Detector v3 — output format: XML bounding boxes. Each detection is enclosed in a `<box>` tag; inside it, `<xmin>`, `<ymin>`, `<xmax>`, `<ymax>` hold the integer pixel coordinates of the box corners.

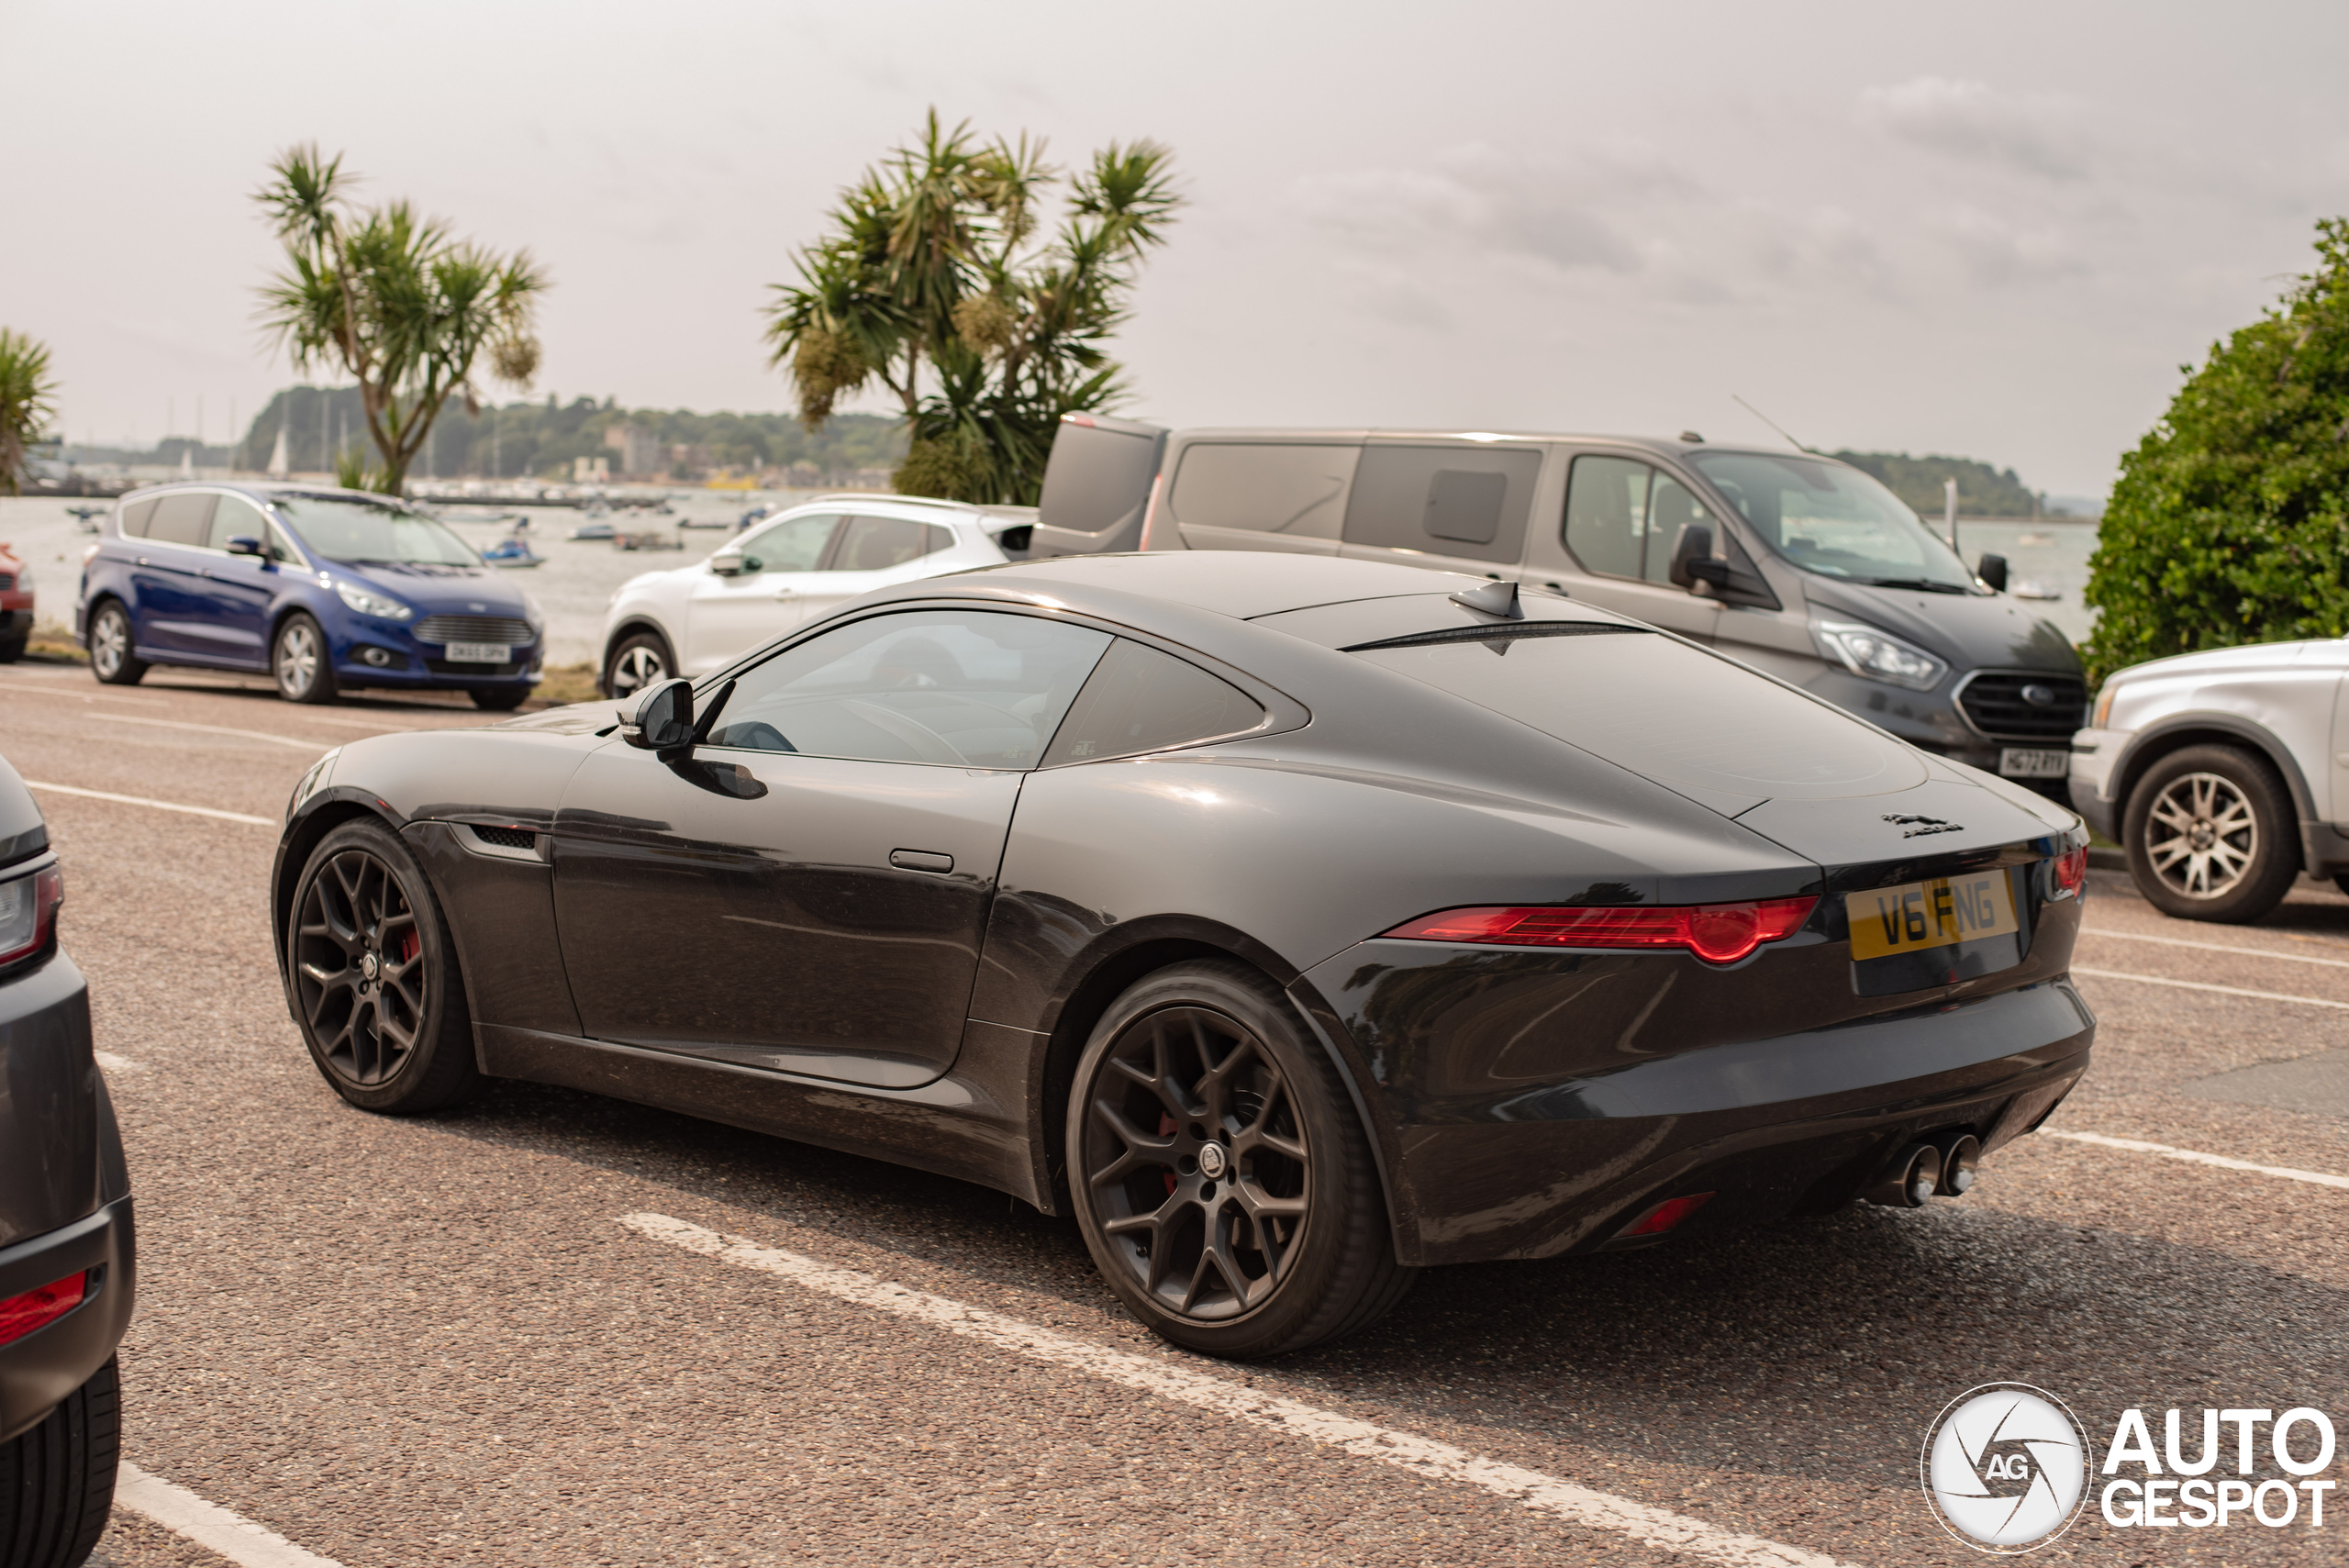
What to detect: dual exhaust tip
<box><xmin>1864</xmin><ymin>1133</ymin><xmax>1981</xmax><ymax>1207</ymax></box>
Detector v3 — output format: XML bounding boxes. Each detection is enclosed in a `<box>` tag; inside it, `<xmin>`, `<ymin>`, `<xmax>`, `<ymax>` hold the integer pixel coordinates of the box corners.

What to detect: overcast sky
<box><xmin>9</xmin><ymin>1</ymin><xmax>2346</xmax><ymax>497</ymax></box>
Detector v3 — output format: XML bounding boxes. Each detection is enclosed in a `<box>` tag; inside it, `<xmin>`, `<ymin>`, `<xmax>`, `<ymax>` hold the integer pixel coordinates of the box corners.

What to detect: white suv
<box><xmin>598</xmin><ymin>495</ymin><xmax>1030</xmax><ymax>697</ymax></box>
<box><xmin>2071</xmin><ymin>639</ymin><xmax>2349</xmax><ymax>921</ymax></box>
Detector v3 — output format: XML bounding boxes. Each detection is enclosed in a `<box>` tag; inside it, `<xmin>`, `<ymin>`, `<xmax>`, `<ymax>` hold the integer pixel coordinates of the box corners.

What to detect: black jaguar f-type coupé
<box><xmin>271</xmin><ymin>553</ymin><xmax>2091</xmax><ymax>1356</ymax></box>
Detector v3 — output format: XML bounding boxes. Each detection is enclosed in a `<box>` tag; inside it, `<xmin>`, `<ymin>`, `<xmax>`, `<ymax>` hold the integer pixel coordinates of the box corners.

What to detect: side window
<box><xmin>705</xmin><ymin>609</ymin><xmax>1112</xmax><ymax>770</ymax></box>
<box><xmin>1169</xmin><ymin>443</ymin><xmax>1358</xmax><ymax>539</ymax></box>
<box><xmin>1339</xmin><ymin>446</ymin><xmax>1541</xmax><ymax>563</ymax></box>
<box><xmin>740</xmin><ymin>513</ymin><xmax>842</xmax><ymax>573</ymax></box>
<box><xmin>144</xmin><ymin>493</ymin><xmax>217</xmax><ymax>548</ymax></box>
<box><xmin>265</xmin><ymin>519</ymin><xmax>304</xmax><ymax>563</ymax></box>
<box><xmin>1041</xmin><ymin>640</ymin><xmax>1266</xmax><ymax>766</ymax></box>
<box><xmin>829</xmin><ymin>516</ymin><xmax>943</xmax><ymax>572</ymax></box>
<box><xmin>1563</xmin><ymin>456</ymin><xmax>1651</xmax><ymax>580</ymax></box>
<box><xmin>1646</xmin><ymin>473</ymin><xmax>1710</xmax><ymax>581</ymax></box>
<box><xmin>118</xmin><ymin>498</ymin><xmax>159</xmax><ymax>538</ymax></box>
<box><xmin>206</xmin><ymin>495</ymin><xmax>271</xmax><ymax>551</ymax></box>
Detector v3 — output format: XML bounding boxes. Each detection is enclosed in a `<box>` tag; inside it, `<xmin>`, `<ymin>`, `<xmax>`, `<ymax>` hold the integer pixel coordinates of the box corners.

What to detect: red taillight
<box><xmin>1384</xmin><ymin>896</ymin><xmax>1816</xmax><ymax>965</ymax></box>
<box><xmin>0</xmin><ymin>863</ymin><xmax>63</xmax><ymax>968</ymax></box>
<box><xmin>0</xmin><ymin>1272</ymin><xmax>86</xmax><ymax>1347</ymax></box>
<box><xmin>2052</xmin><ymin>846</ymin><xmax>2087</xmax><ymax>899</ymax></box>
<box><xmin>1618</xmin><ymin>1192</ymin><xmax>1715</xmax><ymax>1239</ymax></box>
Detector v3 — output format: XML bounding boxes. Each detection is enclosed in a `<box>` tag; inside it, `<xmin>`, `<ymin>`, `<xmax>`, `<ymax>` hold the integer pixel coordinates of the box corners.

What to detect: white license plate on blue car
<box><xmin>443</xmin><ymin>642</ymin><xmax>510</xmax><ymax>665</ymax></box>
<box><xmin>1998</xmin><ymin>748</ymin><xmax>2068</xmax><ymax>779</ymax></box>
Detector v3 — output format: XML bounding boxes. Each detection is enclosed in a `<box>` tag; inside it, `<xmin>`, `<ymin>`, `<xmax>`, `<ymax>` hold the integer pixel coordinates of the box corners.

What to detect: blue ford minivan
<box><xmin>75</xmin><ymin>484</ymin><xmax>542</xmax><ymax>708</ymax></box>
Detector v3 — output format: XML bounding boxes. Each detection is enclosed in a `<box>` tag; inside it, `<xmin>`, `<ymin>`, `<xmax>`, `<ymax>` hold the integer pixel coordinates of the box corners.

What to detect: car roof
<box><xmin>120</xmin><ymin>481</ymin><xmax>417</xmax><ymax>506</ymax></box>
<box><xmin>954</xmin><ymin>552</ymin><xmax>1505</xmax><ymax>621</ymax></box>
<box><xmin>1162</xmin><ymin>429</ymin><xmax>1815</xmax><ymax>464</ymax></box>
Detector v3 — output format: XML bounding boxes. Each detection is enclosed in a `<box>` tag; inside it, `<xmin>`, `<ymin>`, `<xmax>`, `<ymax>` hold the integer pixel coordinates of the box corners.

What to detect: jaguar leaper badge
<box><xmin>1884</xmin><ymin>814</ymin><xmax>1965</xmax><ymax>839</ymax></box>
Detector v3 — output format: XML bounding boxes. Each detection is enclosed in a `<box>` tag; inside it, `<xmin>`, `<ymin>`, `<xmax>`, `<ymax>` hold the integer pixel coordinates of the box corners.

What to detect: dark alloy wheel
<box><xmin>86</xmin><ymin>601</ymin><xmax>145</xmax><ymax>686</ymax></box>
<box><xmin>273</xmin><ymin>612</ymin><xmax>340</xmax><ymax>705</ymax></box>
<box><xmin>604</xmin><ymin>631</ymin><xmax>672</xmax><ymax>700</ymax></box>
<box><xmin>289</xmin><ymin>820</ymin><xmax>478</xmax><ymax>1113</ymax></box>
<box><xmin>1068</xmin><ymin>961</ymin><xmax>1412</xmax><ymax>1358</ymax></box>
<box><xmin>470</xmin><ymin>686</ymin><xmax>529</xmax><ymax>712</ymax></box>
<box><xmin>2124</xmin><ymin>743</ymin><xmax>2299</xmax><ymax>923</ymax></box>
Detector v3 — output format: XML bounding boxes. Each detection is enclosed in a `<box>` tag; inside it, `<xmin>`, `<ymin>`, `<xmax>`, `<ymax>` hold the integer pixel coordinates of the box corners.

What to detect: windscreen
<box><xmin>1687</xmin><ymin>452</ymin><xmax>1975</xmax><ymax>592</ymax></box>
<box><xmin>1354</xmin><ymin>628</ymin><xmax>1925</xmax><ymax>800</ymax></box>
<box><xmin>272</xmin><ymin>495</ymin><xmax>482</xmax><ymax>567</ymax></box>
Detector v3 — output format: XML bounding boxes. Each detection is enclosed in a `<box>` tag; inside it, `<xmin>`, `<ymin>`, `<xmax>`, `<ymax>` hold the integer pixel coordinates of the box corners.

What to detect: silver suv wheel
<box><xmin>2143</xmin><ymin>770</ymin><xmax>2257</xmax><ymax>899</ymax></box>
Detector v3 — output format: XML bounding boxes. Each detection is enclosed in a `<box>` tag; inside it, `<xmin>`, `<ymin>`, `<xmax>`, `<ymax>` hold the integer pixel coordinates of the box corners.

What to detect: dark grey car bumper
<box><xmin>0</xmin><ymin>1196</ymin><xmax>135</xmax><ymax>1443</ymax></box>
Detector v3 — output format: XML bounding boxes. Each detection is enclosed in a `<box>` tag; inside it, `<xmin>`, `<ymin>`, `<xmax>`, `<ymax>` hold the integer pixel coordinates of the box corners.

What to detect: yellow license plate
<box><xmin>1845</xmin><ymin>873</ymin><xmax>2018</xmax><ymax>962</ymax></box>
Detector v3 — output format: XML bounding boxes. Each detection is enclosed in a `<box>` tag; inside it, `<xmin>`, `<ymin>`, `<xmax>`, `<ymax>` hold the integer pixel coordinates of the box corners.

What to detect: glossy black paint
<box><xmin>271</xmin><ymin>553</ymin><xmax>2092</xmax><ymax>1269</ymax></box>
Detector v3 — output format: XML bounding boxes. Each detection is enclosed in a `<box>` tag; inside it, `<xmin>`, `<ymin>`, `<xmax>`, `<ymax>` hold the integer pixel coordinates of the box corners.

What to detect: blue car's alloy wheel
<box><xmin>273</xmin><ymin>613</ymin><xmax>339</xmax><ymax>705</ymax></box>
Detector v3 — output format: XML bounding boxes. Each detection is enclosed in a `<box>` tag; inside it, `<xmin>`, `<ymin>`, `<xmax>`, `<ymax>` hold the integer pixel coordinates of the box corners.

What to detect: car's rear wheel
<box><xmin>2125</xmin><ymin>744</ymin><xmax>2299</xmax><ymax>922</ymax></box>
<box><xmin>0</xmin><ymin>1355</ymin><xmax>118</xmax><ymax>1568</ymax></box>
<box><xmin>0</xmin><ymin>635</ymin><xmax>24</xmax><ymax>664</ymax></box>
<box><xmin>288</xmin><ymin>820</ymin><xmax>478</xmax><ymax>1113</ymax></box>
<box><xmin>604</xmin><ymin>631</ymin><xmax>671</xmax><ymax>701</ymax></box>
<box><xmin>1067</xmin><ymin>960</ymin><xmax>1412</xmax><ymax>1359</ymax></box>
<box><xmin>86</xmin><ymin>601</ymin><xmax>145</xmax><ymax>686</ymax></box>
<box><xmin>273</xmin><ymin>613</ymin><xmax>339</xmax><ymax>705</ymax></box>
<box><xmin>470</xmin><ymin>686</ymin><xmax>529</xmax><ymax>712</ymax></box>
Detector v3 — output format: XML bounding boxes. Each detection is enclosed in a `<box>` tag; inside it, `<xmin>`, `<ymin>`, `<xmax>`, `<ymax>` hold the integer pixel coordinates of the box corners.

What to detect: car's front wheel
<box><xmin>0</xmin><ymin>1355</ymin><xmax>119</xmax><ymax>1568</ymax></box>
<box><xmin>288</xmin><ymin>819</ymin><xmax>479</xmax><ymax>1113</ymax></box>
<box><xmin>2125</xmin><ymin>744</ymin><xmax>2300</xmax><ymax>922</ymax></box>
<box><xmin>1067</xmin><ymin>960</ymin><xmax>1413</xmax><ymax>1359</ymax></box>
<box><xmin>273</xmin><ymin>613</ymin><xmax>339</xmax><ymax>705</ymax></box>
<box><xmin>604</xmin><ymin>630</ymin><xmax>672</xmax><ymax>701</ymax></box>
<box><xmin>470</xmin><ymin>686</ymin><xmax>529</xmax><ymax>712</ymax></box>
<box><xmin>86</xmin><ymin>601</ymin><xmax>145</xmax><ymax>686</ymax></box>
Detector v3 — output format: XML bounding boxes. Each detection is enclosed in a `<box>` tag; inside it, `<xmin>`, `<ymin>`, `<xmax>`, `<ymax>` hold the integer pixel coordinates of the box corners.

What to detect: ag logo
<box><xmin>1920</xmin><ymin>1384</ymin><xmax>2092</xmax><ymax>1553</ymax></box>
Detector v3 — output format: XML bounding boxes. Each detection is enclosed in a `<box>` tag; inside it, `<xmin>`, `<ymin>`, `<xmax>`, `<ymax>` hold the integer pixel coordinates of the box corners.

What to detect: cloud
<box><xmin>1858</xmin><ymin>77</ymin><xmax>2092</xmax><ymax>182</ymax></box>
<box><xmin>1929</xmin><ymin>206</ymin><xmax>2087</xmax><ymax>287</ymax></box>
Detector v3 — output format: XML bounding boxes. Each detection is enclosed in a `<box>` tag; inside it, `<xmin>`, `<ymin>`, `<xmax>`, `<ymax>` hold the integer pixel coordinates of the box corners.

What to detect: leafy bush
<box><xmin>2084</xmin><ymin>218</ymin><xmax>2349</xmax><ymax>681</ymax></box>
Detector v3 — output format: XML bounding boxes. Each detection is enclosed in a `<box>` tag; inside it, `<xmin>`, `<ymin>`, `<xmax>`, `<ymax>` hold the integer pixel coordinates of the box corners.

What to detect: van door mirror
<box><xmin>621</xmin><ymin>678</ymin><xmax>696</xmax><ymax>751</ymax></box>
<box><xmin>1975</xmin><ymin>553</ymin><xmax>2009</xmax><ymax>593</ymax></box>
<box><xmin>1668</xmin><ymin>524</ymin><xmax>1730</xmax><ymax>591</ymax></box>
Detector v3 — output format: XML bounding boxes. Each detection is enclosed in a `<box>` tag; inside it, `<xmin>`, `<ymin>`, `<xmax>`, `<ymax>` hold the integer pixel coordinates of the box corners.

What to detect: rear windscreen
<box><xmin>1353</xmin><ymin>631</ymin><xmax>1925</xmax><ymax>799</ymax></box>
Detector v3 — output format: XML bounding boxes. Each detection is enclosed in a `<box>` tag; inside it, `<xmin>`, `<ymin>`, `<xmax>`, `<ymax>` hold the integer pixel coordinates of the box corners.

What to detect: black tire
<box><xmin>0</xmin><ymin>637</ymin><xmax>25</xmax><ymax>664</ymax></box>
<box><xmin>2124</xmin><ymin>744</ymin><xmax>2299</xmax><ymax>923</ymax></box>
<box><xmin>603</xmin><ymin>630</ymin><xmax>672</xmax><ymax>701</ymax></box>
<box><xmin>273</xmin><ymin>612</ymin><xmax>340</xmax><ymax>705</ymax></box>
<box><xmin>287</xmin><ymin>819</ymin><xmax>479</xmax><ymax>1113</ymax></box>
<box><xmin>0</xmin><ymin>1356</ymin><xmax>119</xmax><ymax>1568</ymax></box>
<box><xmin>85</xmin><ymin>601</ymin><xmax>145</xmax><ymax>686</ymax></box>
<box><xmin>1067</xmin><ymin>960</ymin><xmax>1413</xmax><ymax>1359</ymax></box>
<box><xmin>469</xmin><ymin>686</ymin><xmax>529</xmax><ymax>712</ymax></box>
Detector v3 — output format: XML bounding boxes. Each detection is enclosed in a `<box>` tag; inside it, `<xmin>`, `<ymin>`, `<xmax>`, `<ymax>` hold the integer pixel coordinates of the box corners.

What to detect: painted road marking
<box><xmin>622</xmin><ymin>1212</ymin><xmax>1852</xmax><ymax>1568</ymax></box>
<box><xmin>2041</xmin><ymin>1129</ymin><xmax>2349</xmax><ymax>1192</ymax></box>
<box><xmin>2071</xmin><ymin>966</ymin><xmax>2349</xmax><ymax>1011</ymax></box>
<box><xmin>94</xmin><ymin>1050</ymin><xmax>139</xmax><ymax>1074</ymax></box>
<box><xmin>21</xmin><ymin>781</ymin><xmax>273</xmax><ymax>827</ymax></box>
<box><xmin>117</xmin><ymin>1462</ymin><xmax>345</xmax><ymax>1568</ymax></box>
<box><xmin>88</xmin><ymin>712</ymin><xmax>332</xmax><ymax>751</ymax></box>
<box><xmin>0</xmin><ymin>678</ymin><xmax>442</xmax><ymax>732</ymax></box>
<box><xmin>2081</xmin><ymin>927</ymin><xmax>2349</xmax><ymax>970</ymax></box>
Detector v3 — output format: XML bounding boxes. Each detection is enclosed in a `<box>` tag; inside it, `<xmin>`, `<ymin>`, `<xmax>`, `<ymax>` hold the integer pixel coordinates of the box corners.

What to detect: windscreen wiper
<box><xmin>1857</xmin><ymin>577</ymin><xmax>1967</xmax><ymax>594</ymax></box>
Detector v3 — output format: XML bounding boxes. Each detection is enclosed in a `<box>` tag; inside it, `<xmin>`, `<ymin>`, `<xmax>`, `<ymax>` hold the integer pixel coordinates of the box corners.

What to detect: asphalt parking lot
<box><xmin>2</xmin><ymin>658</ymin><xmax>2342</xmax><ymax>1567</ymax></box>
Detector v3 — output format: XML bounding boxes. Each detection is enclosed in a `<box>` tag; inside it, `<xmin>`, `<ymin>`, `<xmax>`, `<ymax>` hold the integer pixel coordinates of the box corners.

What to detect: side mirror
<box><xmin>1976</xmin><ymin>553</ymin><xmax>2009</xmax><ymax>593</ymax></box>
<box><xmin>621</xmin><ymin>678</ymin><xmax>696</xmax><ymax>751</ymax></box>
<box><xmin>1668</xmin><ymin>524</ymin><xmax>1731</xmax><ymax>591</ymax></box>
<box><xmin>226</xmin><ymin>535</ymin><xmax>266</xmax><ymax>558</ymax></box>
<box><xmin>708</xmin><ymin>548</ymin><xmax>745</xmax><ymax>577</ymax></box>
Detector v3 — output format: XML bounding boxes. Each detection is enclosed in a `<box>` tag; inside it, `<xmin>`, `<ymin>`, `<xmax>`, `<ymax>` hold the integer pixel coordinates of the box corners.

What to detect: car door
<box><xmin>1335</xmin><ymin>441</ymin><xmax>1543</xmax><ymax>580</ymax></box>
<box><xmin>184</xmin><ymin>493</ymin><xmax>281</xmax><ymax>668</ymax></box>
<box><xmin>789</xmin><ymin>515</ymin><xmax>958</xmax><ymax>625</ymax></box>
<box><xmin>1525</xmin><ymin>451</ymin><xmax>1723</xmax><ymax>644</ymax></box>
<box><xmin>680</xmin><ymin>511</ymin><xmax>844</xmax><ymax>673</ymax></box>
<box><xmin>551</xmin><ymin>605</ymin><xmax>1116</xmax><ymax>1087</ymax></box>
<box><xmin>127</xmin><ymin>492</ymin><xmax>218</xmax><ymax>656</ymax></box>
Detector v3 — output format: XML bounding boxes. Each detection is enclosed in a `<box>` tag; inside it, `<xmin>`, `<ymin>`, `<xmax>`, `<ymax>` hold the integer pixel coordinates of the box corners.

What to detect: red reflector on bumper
<box><xmin>2052</xmin><ymin>846</ymin><xmax>2087</xmax><ymax>897</ymax></box>
<box><xmin>1618</xmin><ymin>1192</ymin><xmax>1715</xmax><ymax>1239</ymax></box>
<box><xmin>0</xmin><ymin>1272</ymin><xmax>87</xmax><ymax>1347</ymax></box>
<box><xmin>1383</xmin><ymin>896</ymin><xmax>1816</xmax><ymax>964</ymax></box>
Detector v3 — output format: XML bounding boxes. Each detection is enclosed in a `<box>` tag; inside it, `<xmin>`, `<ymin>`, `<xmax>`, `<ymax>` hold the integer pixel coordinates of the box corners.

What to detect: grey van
<box><xmin>1030</xmin><ymin>417</ymin><xmax>2085</xmax><ymax>793</ymax></box>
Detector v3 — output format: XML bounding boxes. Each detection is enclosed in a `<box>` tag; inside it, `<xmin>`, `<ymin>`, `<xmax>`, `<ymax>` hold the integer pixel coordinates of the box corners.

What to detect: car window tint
<box><xmin>145</xmin><ymin>493</ymin><xmax>217</xmax><ymax>548</ymax></box>
<box><xmin>1169</xmin><ymin>443</ymin><xmax>1358</xmax><ymax>539</ymax></box>
<box><xmin>1564</xmin><ymin>456</ymin><xmax>1656</xmax><ymax>581</ymax></box>
<box><xmin>740</xmin><ymin>513</ymin><xmax>841</xmax><ymax>573</ymax></box>
<box><xmin>1339</xmin><ymin>445</ymin><xmax>1540</xmax><ymax>563</ymax></box>
<box><xmin>829</xmin><ymin>516</ymin><xmax>944</xmax><ymax>572</ymax></box>
<box><xmin>1353</xmin><ymin>630</ymin><xmax>1924</xmax><ymax>800</ymax></box>
<box><xmin>1041</xmin><ymin>640</ymin><xmax>1266</xmax><ymax>766</ymax></box>
<box><xmin>705</xmin><ymin>609</ymin><xmax>1112</xmax><ymax>770</ymax></box>
<box><xmin>206</xmin><ymin>495</ymin><xmax>271</xmax><ymax>551</ymax></box>
<box><xmin>118</xmin><ymin>498</ymin><xmax>158</xmax><ymax>538</ymax></box>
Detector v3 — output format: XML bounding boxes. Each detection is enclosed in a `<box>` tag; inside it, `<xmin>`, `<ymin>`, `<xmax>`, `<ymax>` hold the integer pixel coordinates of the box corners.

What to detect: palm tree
<box><xmin>255</xmin><ymin>145</ymin><xmax>548</xmax><ymax>494</ymax></box>
<box><xmin>763</xmin><ymin>112</ymin><xmax>1179</xmax><ymax>505</ymax></box>
<box><xmin>0</xmin><ymin>329</ymin><xmax>59</xmax><ymax>498</ymax></box>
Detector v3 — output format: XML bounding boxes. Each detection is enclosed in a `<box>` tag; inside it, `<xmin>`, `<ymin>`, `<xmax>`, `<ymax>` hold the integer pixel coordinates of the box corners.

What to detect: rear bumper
<box><xmin>0</xmin><ymin>1196</ymin><xmax>135</xmax><ymax>1444</ymax></box>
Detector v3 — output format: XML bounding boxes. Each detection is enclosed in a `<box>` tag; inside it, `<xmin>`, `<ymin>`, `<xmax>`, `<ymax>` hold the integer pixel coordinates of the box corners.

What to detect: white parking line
<box><xmin>117</xmin><ymin>1462</ymin><xmax>346</xmax><ymax>1568</ymax></box>
<box><xmin>622</xmin><ymin>1213</ymin><xmax>1851</xmax><ymax>1568</ymax></box>
<box><xmin>90</xmin><ymin>713</ymin><xmax>331</xmax><ymax>752</ymax></box>
<box><xmin>2041</xmin><ymin>1129</ymin><xmax>2349</xmax><ymax>1192</ymax></box>
<box><xmin>2070</xmin><ymin>966</ymin><xmax>2349</xmax><ymax>1011</ymax></box>
<box><xmin>21</xmin><ymin>781</ymin><xmax>273</xmax><ymax>827</ymax></box>
<box><xmin>2081</xmin><ymin>927</ymin><xmax>2349</xmax><ymax>970</ymax></box>
<box><xmin>0</xmin><ymin>678</ymin><xmax>435</xmax><ymax>733</ymax></box>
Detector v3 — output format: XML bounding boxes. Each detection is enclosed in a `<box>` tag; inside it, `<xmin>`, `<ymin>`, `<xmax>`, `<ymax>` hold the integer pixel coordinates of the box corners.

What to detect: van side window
<box><xmin>1564</xmin><ymin>457</ymin><xmax>1710</xmax><ymax>584</ymax></box>
<box><xmin>1340</xmin><ymin>446</ymin><xmax>1540</xmax><ymax>563</ymax></box>
<box><xmin>1042</xmin><ymin>639</ymin><xmax>1265</xmax><ymax>766</ymax></box>
<box><xmin>144</xmin><ymin>494</ymin><xmax>217</xmax><ymax>548</ymax></box>
<box><xmin>1170</xmin><ymin>443</ymin><xmax>1357</xmax><ymax>539</ymax></box>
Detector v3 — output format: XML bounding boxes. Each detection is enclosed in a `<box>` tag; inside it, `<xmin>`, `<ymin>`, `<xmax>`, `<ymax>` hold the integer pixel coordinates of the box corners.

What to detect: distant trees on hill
<box><xmin>1830</xmin><ymin>450</ymin><xmax>2043</xmax><ymax>517</ymax></box>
